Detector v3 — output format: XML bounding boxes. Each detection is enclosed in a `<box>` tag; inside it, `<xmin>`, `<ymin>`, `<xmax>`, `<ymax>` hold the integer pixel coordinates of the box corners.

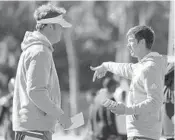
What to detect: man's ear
<box><xmin>140</xmin><ymin>39</ymin><xmax>145</xmax><ymax>45</ymax></box>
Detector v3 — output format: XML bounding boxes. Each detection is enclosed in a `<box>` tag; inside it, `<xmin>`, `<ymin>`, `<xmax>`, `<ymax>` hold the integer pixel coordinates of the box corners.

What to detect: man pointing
<box><xmin>91</xmin><ymin>25</ymin><xmax>167</xmax><ymax>140</ymax></box>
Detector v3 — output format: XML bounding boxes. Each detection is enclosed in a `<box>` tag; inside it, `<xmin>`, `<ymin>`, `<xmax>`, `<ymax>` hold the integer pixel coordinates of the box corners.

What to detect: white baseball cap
<box><xmin>37</xmin><ymin>15</ymin><xmax>72</xmax><ymax>28</ymax></box>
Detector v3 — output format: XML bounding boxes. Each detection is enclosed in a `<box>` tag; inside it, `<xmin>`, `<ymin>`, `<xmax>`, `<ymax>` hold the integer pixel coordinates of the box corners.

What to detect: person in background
<box><xmin>162</xmin><ymin>63</ymin><xmax>174</xmax><ymax>140</ymax></box>
<box><xmin>84</xmin><ymin>89</ymin><xmax>97</xmax><ymax>140</ymax></box>
<box><xmin>85</xmin><ymin>77</ymin><xmax>120</xmax><ymax>140</ymax></box>
<box><xmin>0</xmin><ymin>77</ymin><xmax>15</xmax><ymax>140</ymax></box>
<box><xmin>12</xmin><ymin>3</ymin><xmax>72</xmax><ymax>140</ymax></box>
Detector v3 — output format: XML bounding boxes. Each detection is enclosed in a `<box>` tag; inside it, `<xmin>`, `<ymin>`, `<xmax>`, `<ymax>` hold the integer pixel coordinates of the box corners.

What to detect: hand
<box><xmin>59</xmin><ymin>114</ymin><xmax>72</xmax><ymax>129</ymax></box>
<box><xmin>90</xmin><ymin>64</ymin><xmax>107</xmax><ymax>82</ymax></box>
<box><xmin>109</xmin><ymin>103</ymin><xmax>126</xmax><ymax>115</ymax></box>
<box><xmin>102</xmin><ymin>98</ymin><xmax>117</xmax><ymax>107</ymax></box>
<box><xmin>102</xmin><ymin>99</ymin><xmax>126</xmax><ymax>115</ymax></box>
<box><xmin>0</xmin><ymin>97</ymin><xmax>8</xmax><ymax>107</ymax></box>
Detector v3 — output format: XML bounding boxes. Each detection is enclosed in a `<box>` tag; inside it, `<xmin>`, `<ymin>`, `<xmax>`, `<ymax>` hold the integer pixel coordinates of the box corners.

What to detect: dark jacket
<box><xmin>162</xmin><ymin>63</ymin><xmax>174</xmax><ymax>137</ymax></box>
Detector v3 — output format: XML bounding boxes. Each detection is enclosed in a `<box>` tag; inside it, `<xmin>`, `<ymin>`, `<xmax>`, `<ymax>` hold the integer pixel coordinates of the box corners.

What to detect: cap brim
<box><xmin>36</xmin><ymin>15</ymin><xmax>72</xmax><ymax>28</ymax></box>
<box><xmin>58</xmin><ymin>18</ymin><xmax>72</xmax><ymax>28</ymax></box>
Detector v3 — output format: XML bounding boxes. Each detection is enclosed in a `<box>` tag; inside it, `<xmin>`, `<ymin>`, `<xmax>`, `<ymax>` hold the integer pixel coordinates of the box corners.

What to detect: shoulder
<box><xmin>30</xmin><ymin>45</ymin><xmax>51</xmax><ymax>57</ymax></box>
<box><xmin>144</xmin><ymin>62</ymin><xmax>156</xmax><ymax>70</ymax></box>
<box><xmin>23</xmin><ymin>45</ymin><xmax>52</xmax><ymax>69</ymax></box>
<box><xmin>142</xmin><ymin>58</ymin><xmax>165</xmax><ymax>79</ymax></box>
<box><xmin>142</xmin><ymin>64</ymin><xmax>156</xmax><ymax>78</ymax></box>
<box><xmin>25</xmin><ymin>45</ymin><xmax>52</xmax><ymax>62</ymax></box>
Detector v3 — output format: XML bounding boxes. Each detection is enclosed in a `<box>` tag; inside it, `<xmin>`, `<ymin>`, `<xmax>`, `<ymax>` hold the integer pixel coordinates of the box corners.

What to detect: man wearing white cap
<box><xmin>13</xmin><ymin>3</ymin><xmax>72</xmax><ymax>140</ymax></box>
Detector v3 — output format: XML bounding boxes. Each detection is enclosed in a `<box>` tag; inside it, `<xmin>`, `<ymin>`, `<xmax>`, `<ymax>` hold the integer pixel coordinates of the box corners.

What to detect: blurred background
<box><xmin>0</xmin><ymin>0</ymin><xmax>174</xmax><ymax>140</ymax></box>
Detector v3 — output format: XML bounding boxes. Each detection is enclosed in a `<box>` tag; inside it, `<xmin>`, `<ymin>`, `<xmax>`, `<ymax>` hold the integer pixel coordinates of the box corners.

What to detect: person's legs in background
<box><xmin>4</xmin><ymin>121</ymin><xmax>15</xmax><ymax>140</ymax></box>
<box><xmin>14</xmin><ymin>131</ymin><xmax>52</xmax><ymax>140</ymax></box>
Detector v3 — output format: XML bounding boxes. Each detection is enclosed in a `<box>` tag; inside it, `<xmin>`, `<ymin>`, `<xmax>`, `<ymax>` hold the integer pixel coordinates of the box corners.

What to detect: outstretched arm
<box><xmin>90</xmin><ymin>62</ymin><xmax>136</xmax><ymax>82</ymax></box>
<box><xmin>103</xmin><ymin>62</ymin><xmax>135</xmax><ymax>80</ymax></box>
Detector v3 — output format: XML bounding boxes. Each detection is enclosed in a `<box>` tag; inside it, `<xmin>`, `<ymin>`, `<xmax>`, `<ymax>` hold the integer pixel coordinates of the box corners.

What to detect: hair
<box><xmin>33</xmin><ymin>3</ymin><xmax>66</xmax><ymax>31</ymax></box>
<box><xmin>126</xmin><ymin>25</ymin><xmax>155</xmax><ymax>50</ymax></box>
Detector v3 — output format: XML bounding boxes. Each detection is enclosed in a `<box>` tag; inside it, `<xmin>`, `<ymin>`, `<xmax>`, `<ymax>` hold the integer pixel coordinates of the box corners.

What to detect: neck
<box><xmin>138</xmin><ymin>49</ymin><xmax>151</xmax><ymax>61</ymax></box>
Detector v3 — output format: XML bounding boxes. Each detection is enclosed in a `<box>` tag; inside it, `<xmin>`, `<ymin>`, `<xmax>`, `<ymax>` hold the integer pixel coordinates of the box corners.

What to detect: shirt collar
<box><xmin>140</xmin><ymin>52</ymin><xmax>160</xmax><ymax>63</ymax></box>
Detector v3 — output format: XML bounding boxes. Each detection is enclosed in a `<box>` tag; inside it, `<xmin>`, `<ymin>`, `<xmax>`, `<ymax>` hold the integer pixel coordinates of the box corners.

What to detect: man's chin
<box><xmin>55</xmin><ymin>39</ymin><xmax>61</xmax><ymax>44</ymax></box>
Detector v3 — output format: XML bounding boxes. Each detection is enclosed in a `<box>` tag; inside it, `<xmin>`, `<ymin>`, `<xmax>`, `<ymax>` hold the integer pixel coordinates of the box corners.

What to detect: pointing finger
<box><xmin>93</xmin><ymin>71</ymin><xmax>97</xmax><ymax>82</ymax></box>
<box><xmin>90</xmin><ymin>66</ymin><xmax>97</xmax><ymax>71</ymax></box>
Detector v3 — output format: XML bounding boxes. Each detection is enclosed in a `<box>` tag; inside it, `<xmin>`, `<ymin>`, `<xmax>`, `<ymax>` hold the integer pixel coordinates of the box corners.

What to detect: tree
<box><xmin>60</xmin><ymin>1</ymin><xmax>84</xmax><ymax>115</ymax></box>
<box><xmin>168</xmin><ymin>0</ymin><xmax>174</xmax><ymax>56</ymax></box>
<box><xmin>64</xmin><ymin>26</ymin><xmax>79</xmax><ymax>115</ymax></box>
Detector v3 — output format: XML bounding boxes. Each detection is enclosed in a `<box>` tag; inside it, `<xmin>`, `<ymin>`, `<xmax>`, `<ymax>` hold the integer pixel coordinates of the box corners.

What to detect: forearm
<box><xmin>103</xmin><ymin>62</ymin><xmax>133</xmax><ymax>79</ymax></box>
<box><xmin>125</xmin><ymin>98</ymin><xmax>162</xmax><ymax>115</ymax></box>
<box><xmin>29</xmin><ymin>89</ymin><xmax>64</xmax><ymax>119</ymax></box>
